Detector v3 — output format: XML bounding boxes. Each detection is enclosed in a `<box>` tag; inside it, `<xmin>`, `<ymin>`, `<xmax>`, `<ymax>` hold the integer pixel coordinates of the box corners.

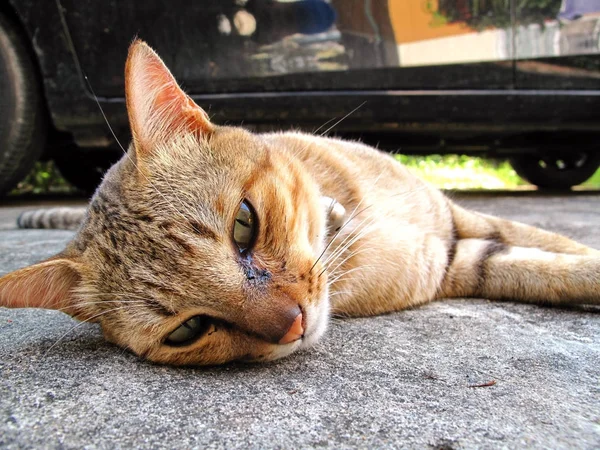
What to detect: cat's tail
<box><xmin>17</xmin><ymin>207</ymin><xmax>87</xmax><ymax>230</ymax></box>
<box><xmin>449</xmin><ymin>202</ymin><xmax>598</xmax><ymax>256</ymax></box>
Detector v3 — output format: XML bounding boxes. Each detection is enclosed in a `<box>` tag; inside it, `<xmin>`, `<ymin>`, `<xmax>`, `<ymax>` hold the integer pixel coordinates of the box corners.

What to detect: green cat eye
<box><xmin>233</xmin><ymin>200</ymin><xmax>257</xmax><ymax>252</ymax></box>
<box><xmin>165</xmin><ymin>316</ymin><xmax>209</xmax><ymax>347</ymax></box>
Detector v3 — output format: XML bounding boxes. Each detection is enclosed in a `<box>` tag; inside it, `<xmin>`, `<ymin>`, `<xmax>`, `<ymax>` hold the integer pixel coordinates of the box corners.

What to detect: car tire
<box><xmin>0</xmin><ymin>13</ymin><xmax>46</xmax><ymax>197</ymax></box>
<box><xmin>54</xmin><ymin>149</ymin><xmax>120</xmax><ymax>195</ymax></box>
<box><xmin>509</xmin><ymin>151</ymin><xmax>600</xmax><ymax>190</ymax></box>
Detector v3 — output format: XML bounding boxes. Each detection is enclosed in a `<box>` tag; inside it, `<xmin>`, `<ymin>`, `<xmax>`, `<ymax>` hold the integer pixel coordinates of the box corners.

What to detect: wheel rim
<box><xmin>536</xmin><ymin>153</ymin><xmax>589</xmax><ymax>173</ymax></box>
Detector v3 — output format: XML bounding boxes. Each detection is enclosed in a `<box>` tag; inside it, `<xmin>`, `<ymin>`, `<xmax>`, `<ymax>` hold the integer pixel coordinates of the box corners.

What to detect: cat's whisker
<box><xmin>320</xmin><ymin>187</ymin><xmax>431</xmax><ymax>277</ymax></box>
<box><xmin>75</xmin><ymin>294</ymin><xmax>161</xmax><ymax>306</ymax></box>
<box><xmin>328</xmin><ymin>287</ymin><xmax>354</xmax><ymax>294</ymax></box>
<box><xmin>312</xmin><ymin>116</ymin><xmax>338</xmax><ymax>135</ymax></box>
<box><xmin>279</xmin><ymin>103</ymin><xmax>370</xmax><ymax>197</ymax></box>
<box><xmin>76</xmin><ymin>290</ymin><xmax>168</xmax><ymax>302</ymax></box>
<box><xmin>310</xmin><ymin>201</ymin><xmax>375</xmax><ymax>273</ymax></box>
<box><xmin>328</xmin><ymin>290</ymin><xmax>353</xmax><ymax>298</ymax></box>
<box><xmin>323</xmin><ymin>184</ymin><xmax>431</xmax><ymax>270</ymax></box>
<box><xmin>84</xmin><ymin>74</ymin><xmax>195</xmax><ymax>229</ymax></box>
<box><xmin>324</xmin><ymin>247</ymin><xmax>371</xmax><ymax>281</ymax></box>
<box><xmin>311</xmin><ymin>171</ymin><xmax>389</xmax><ymax>272</ymax></box>
<box><xmin>318</xmin><ymin>102</ymin><xmax>367</xmax><ymax>137</ymax></box>
<box><xmin>54</xmin><ymin>299</ymin><xmax>148</xmax><ymax>313</ymax></box>
<box><xmin>322</xmin><ymin>187</ymin><xmax>434</xmax><ymax>290</ymax></box>
<box><xmin>321</xmin><ymin>237</ymin><xmax>370</xmax><ymax>280</ymax></box>
<box><xmin>322</xmin><ymin>207</ymin><xmax>378</xmax><ymax>261</ymax></box>
<box><xmin>319</xmin><ymin>213</ymin><xmax>380</xmax><ymax>274</ymax></box>
<box><xmin>317</xmin><ymin>185</ymin><xmax>429</xmax><ymax>296</ymax></box>
<box><xmin>62</xmin><ymin>289</ymin><xmax>170</xmax><ymax>323</ymax></box>
<box><xmin>82</xmin><ymin>74</ymin><xmax>128</xmax><ymax>155</ymax></box>
<box><xmin>328</xmin><ymin>257</ymin><xmax>377</xmax><ymax>281</ymax></box>
<box><xmin>319</xmin><ymin>167</ymin><xmax>383</xmax><ymax>265</ymax></box>
<box><xmin>43</xmin><ymin>306</ymin><xmax>135</xmax><ymax>356</ymax></box>
<box><xmin>280</xmin><ymin>111</ymin><xmax>355</xmax><ymax>172</ymax></box>
<box><xmin>327</xmin><ymin>266</ymin><xmax>377</xmax><ymax>287</ymax></box>
<box><xmin>279</xmin><ymin>102</ymin><xmax>366</xmax><ymax>174</ymax></box>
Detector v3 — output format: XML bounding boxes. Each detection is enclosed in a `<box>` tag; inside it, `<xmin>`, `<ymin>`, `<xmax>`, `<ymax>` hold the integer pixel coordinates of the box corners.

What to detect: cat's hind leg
<box><xmin>438</xmin><ymin>238</ymin><xmax>600</xmax><ymax>305</ymax></box>
<box><xmin>450</xmin><ymin>203</ymin><xmax>599</xmax><ymax>256</ymax></box>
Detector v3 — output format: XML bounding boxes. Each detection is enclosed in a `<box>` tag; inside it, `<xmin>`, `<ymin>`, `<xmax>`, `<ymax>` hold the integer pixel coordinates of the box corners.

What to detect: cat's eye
<box><xmin>165</xmin><ymin>316</ymin><xmax>210</xmax><ymax>347</ymax></box>
<box><xmin>233</xmin><ymin>200</ymin><xmax>257</xmax><ymax>252</ymax></box>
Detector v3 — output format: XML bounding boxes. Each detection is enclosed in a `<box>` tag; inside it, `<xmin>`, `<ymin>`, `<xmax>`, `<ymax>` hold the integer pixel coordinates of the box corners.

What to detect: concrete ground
<box><xmin>0</xmin><ymin>193</ymin><xmax>599</xmax><ymax>449</ymax></box>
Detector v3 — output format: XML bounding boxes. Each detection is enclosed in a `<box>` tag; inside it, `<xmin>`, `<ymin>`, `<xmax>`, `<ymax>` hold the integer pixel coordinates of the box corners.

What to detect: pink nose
<box><xmin>278</xmin><ymin>313</ymin><xmax>304</xmax><ymax>344</ymax></box>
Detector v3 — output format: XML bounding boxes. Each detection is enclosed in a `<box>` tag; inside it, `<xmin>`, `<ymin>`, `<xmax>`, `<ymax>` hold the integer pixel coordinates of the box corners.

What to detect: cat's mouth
<box><xmin>299</xmin><ymin>307</ymin><xmax>308</xmax><ymax>341</ymax></box>
<box><xmin>296</xmin><ymin>294</ymin><xmax>330</xmax><ymax>350</ymax></box>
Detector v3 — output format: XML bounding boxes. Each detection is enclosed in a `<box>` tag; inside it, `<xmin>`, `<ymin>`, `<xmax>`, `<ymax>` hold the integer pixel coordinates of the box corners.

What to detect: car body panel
<box><xmin>5</xmin><ymin>0</ymin><xmax>600</xmax><ymax>153</ymax></box>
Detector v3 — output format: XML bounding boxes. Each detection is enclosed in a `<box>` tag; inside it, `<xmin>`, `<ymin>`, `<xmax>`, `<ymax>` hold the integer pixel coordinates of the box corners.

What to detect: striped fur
<box><xmin>1</xmin><ymin>40</ymin><xmax>598</xmax><ymax>367</ymax></box>
<box><xmin>17</xmin><ymin>207</ymin><xmax>87</xmax><ymax>230</ymax></box>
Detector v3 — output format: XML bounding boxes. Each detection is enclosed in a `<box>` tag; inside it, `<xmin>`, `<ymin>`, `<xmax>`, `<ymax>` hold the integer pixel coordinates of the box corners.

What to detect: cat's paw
<box><xmin>321</xmin><ymin>196</ymin><xmax>346</xmax><ymax>233</ymax></box>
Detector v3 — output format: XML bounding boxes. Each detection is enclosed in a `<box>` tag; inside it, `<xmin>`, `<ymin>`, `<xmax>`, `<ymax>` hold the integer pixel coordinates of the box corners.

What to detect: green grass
<box><xmin>10</xmin><ymin>161</ymin><xmax>74</xmax><ymax>196</ymax></box>
<box><xmin>396</xmin><ymin>154</ymin><xmax>600</xmax><ymax>190</ymax></box>
<box><xmin>396</xmin><ymin>155</ymin><xmax>526</xmax><ymax>190</ymax></box>
<box><xmin>582</xmin><ymin>166</ymin><xmax>600</xmax><ymax>189</ymax></box>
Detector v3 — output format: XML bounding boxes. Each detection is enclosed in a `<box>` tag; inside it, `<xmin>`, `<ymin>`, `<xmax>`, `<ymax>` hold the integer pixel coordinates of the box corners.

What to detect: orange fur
<box><xmin>1</xmin><ymin>40</ymin><xmax>598</xmax><ymax>366</ymax></box>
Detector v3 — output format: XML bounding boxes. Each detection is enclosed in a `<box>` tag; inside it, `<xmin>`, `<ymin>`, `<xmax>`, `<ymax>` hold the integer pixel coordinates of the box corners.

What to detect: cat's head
<box><xmin>0</xmin><ymin>40</ymin><xmax>341</xmax><ymax>365</ymax></box>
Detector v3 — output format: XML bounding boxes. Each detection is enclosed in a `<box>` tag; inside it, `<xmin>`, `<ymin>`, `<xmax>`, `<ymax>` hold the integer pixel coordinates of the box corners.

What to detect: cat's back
<box><xmin>262</xmin><ymin>131</ymin><xmax>440</xmax><ymax>214</ymax></box>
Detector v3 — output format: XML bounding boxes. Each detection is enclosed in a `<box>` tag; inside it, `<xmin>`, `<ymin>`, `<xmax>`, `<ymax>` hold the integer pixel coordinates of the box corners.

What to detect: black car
<box><xmin>1</xmin><ymin>0</ymin><xmax>600</xmax><ymax>195</ymax></box>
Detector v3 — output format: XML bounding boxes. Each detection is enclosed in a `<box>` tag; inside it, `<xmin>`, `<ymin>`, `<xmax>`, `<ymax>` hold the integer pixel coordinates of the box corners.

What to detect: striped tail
<box><xmin>17</xmin><ymin>207</ymin><xmax>87</xmax><ymax>230</ymax></box>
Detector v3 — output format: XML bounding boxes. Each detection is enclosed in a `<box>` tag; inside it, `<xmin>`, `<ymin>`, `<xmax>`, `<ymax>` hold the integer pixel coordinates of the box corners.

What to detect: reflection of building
<box><xmin>385</xmin><ymin>0</ymin><xmax>600</xmax><ymax>67</ymax></box>
<box><xmin>388</xmin><ymin>0</ymin><xmax>510</xmax><ymax>67</ymax></box>
<box><xmin>388</xmin><ymin>0</ymin><xmax>472</xmax><ymax>43</ymax></box>
<box><xmin>331</xmin><ymin>0</ymin><xmax>399</xmax><ymax>67</ymax></box>
<box><xmin>248</xmin><ymin>0</ymin><xmax>600</xmax><ymax>75</ymax></box>
<box><xmin>330</xmin><ymin>0</ymin><xmax>483</xmax><ymax>68</ymax></box>
<box><xmin>558</xmin><ymin>17</ymin><xmax>600</xmax><ymax>53</ymax></box>
<box><xmin>437</xmin><ymin>0</ymin><xmax>559</xmax><ymax>29</ymax></box>
<box><xmin>517</xmin><ymin>18</ymin><xmax>600</xmax><ymax>58</ymax></box>
<box><xmin>559</xmin><ymin>0</ymin><xmax>600</xmax><ymax>21</ymax></box>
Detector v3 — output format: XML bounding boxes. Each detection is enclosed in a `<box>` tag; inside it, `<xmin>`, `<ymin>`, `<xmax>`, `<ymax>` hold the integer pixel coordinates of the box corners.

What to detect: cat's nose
<box><xmin>278</xmin><ymin>312</ymin><xmax>304</xmax><ymax>345</ymax></box>
<box><xmin>236</xmin><ymin>297</ymin><xmax>303</xmax><ymax>343</ymax></box>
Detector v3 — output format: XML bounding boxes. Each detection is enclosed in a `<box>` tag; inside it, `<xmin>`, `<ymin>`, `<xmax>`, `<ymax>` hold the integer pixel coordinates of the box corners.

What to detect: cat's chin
<box><xmin>299</xmin><ymin>294</ymin><xmax>330</xmax><ymax>350</ymax></box>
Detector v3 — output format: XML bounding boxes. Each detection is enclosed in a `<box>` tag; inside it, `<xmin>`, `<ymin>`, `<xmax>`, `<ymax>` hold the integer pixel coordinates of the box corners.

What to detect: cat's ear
<box><xmin>0</xmin><ymin>258</ymin><xmax>84</xmax><ymax>317</ymax></box>
<box><xmin>125</xmin><ymin>39</ymin><xmax>214</xmax><ymax>154</ymax></box>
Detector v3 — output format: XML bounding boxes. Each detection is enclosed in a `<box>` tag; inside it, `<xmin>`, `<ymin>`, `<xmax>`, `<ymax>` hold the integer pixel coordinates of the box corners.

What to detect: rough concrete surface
<box><xmin>0</xmin><ymin>194</ymin><xmax>599</xmax><ymax>449</ymax></box>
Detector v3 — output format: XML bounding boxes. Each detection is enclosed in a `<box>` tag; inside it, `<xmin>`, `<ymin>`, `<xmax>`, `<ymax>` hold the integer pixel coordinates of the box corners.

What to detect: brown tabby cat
<box><xmin>1</xmin><ymin>40</ymin><xmax>598</xmax><ymax>366</ymax></box>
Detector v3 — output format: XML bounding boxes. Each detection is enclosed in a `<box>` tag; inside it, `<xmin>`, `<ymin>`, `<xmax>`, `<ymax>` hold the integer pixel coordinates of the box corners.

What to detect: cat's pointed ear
<box><xmin>0</xmin><ymin>258</ymin><xmax>83</xmax><ymax>316</ymax></box>
<box><xmin>125</xmin><ymin>39</ymin><xmax>214</xmax><ymax>154</ymax></box>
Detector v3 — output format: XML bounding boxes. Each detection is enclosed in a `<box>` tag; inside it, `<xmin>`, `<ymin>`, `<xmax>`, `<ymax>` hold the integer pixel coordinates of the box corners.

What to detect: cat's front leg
<box><xmin>321</xmin><ymin>196</ymin><xmax>345</xmax><ymax>234</ymax></box>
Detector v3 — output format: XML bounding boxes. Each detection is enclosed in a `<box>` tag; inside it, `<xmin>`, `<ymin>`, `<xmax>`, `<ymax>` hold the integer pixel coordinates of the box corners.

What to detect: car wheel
<box><xmin>0</xmin><ymin>13</ymin><xmax>46</xmax><ymax>196</ymax></box>
<box><xmin>54</xmin><ymin>149</ymin><xmax>120</xmax><ymax>195</ymax></box>
<box><xmin>509</xmin><ymin>151</ymin><xmax>600</xmax><ymax>190</ymax></box>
